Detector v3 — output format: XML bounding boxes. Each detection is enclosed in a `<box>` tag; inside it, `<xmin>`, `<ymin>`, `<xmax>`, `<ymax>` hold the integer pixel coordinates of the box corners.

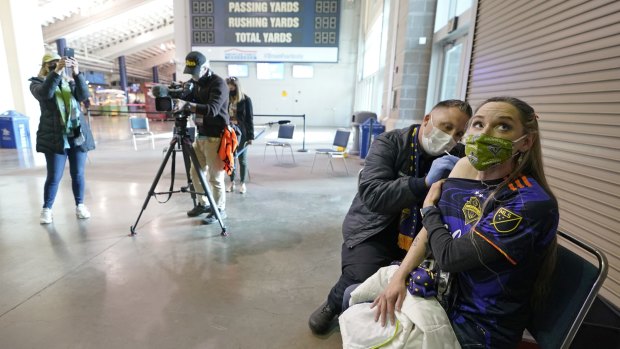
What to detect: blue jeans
<box><xmin>43</xmin><ymin>143</ymin><xmax>88</xmax><ymax>208</ymax></box>
<box><xmin>230</xmin><ymin>139</ymin><xmax>249</xmax><ymax>183</ymax></box>
<box><xmin>342</xmin><ymin>283</ymin><xmax>360</xmax><ymax>311</ymax></box>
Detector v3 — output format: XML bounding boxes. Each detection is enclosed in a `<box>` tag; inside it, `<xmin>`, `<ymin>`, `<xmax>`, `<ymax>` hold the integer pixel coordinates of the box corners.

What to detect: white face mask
<box><xmin>421</xmin><ymin>115</ymin><xmax>457</xmax><ymax>156</ymax></box>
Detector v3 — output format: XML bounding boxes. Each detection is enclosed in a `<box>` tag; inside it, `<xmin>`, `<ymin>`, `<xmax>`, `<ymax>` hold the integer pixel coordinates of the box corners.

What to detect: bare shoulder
<box><xmin>449</xmin><ymin>157</ymin><xmax>477</xmax><ymax>179</ymax></box>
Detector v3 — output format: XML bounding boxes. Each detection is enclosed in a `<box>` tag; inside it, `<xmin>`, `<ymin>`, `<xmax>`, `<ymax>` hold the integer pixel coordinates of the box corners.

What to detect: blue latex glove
<box><xmin>425</xmin><ymin>154</ymin><xmax>459</xmax><ymax>186</ymax></box>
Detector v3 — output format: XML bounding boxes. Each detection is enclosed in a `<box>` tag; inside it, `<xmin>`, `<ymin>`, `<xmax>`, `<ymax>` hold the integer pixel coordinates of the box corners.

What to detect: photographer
<box><xmin>29</xmin><ymin>51</ymin><xmax>95</xmax><ymax>224</ymax></box>
<box><xmin>174</xmin><ymin>51</ymin><xmax>230</xmax><ymax>224</ymax></box>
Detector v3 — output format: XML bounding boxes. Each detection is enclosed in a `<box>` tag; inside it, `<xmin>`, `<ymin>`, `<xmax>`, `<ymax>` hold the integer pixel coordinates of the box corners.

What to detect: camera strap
<box><xmin>153</xmin><ymin>148</ymin><xmax>176</xmax><ymax>204</ymax></box>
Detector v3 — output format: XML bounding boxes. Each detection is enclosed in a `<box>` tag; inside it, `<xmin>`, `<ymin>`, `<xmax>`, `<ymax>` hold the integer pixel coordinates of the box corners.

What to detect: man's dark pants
<box><xmin>326</xmin><ymin>229</ymin><xmax>406</xmax><ymax>313</ymax></box>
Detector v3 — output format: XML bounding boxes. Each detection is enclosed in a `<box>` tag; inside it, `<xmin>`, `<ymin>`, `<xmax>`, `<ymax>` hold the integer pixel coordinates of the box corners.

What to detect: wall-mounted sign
<box><xmin>189</xmin><ymin>0</ymin><xmax>340</xmax><ymax>62</ymax></box>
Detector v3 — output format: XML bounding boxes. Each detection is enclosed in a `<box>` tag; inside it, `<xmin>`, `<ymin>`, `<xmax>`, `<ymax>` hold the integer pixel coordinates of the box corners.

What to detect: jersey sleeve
<box><xmin>474</xmin><ymin>179</ymin><xmax>558</xmax><ymax>265</ymax></box>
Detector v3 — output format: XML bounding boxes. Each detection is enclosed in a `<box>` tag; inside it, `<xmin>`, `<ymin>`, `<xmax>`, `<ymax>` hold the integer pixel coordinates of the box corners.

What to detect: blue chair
<box><xmin>129</xmin><ymin>117</ymin><xmax>154</xmax><ymax>150</ymax></box>
<box><xmin>264</xmin><ymin>124</ymin><xmax>295</xmax><ymax>163</ymax></box>
<box><xmin>527</xmin><ymin>230</ymin><xmax>608</xmax><ymax>349</ymax></box>
<box><xmin>311</xmin><ymin>129</ymin><xmax>351</xmax><ymax>174</ymax></box>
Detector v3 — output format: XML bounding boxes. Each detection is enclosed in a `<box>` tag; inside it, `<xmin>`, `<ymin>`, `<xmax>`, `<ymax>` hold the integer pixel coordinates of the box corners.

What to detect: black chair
<box><xmin>129</xmin><ymin>117</ymin><xmax>155</xmax><ymax>150</ymax></box>
<box><xmin>527</xmin><ymin>230</ymin><xmax>608</xmax><ymax>349</ymax></box>
<box><xmin>264</xmin><ymin>124</ymin><xmax>295</xmax><ymax>163</ymax></box>
<box><xmin>311</xmin><ymin>129</ymin><xmax>352</xmax><ymax>174</ymax></box>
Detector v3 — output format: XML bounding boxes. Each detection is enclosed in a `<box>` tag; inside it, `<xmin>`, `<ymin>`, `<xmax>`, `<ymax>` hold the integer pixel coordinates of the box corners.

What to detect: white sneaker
<box><xmin>76</xmin><ymin>204</ymin><xmax>91</xmax><ymax>219</ymax></box>
<box><xmin>239</xmin><ymin>183</ymin><xmax>247</xmax><ymax>194</ymax></box>
<box><xmin>226</xmin><ymin>182</ymin><xmax>236</xmax><ymax>192</ymax></box>
<box><xmin>40</xmin><ymin>208</ymin><xmax>53</xmax><ymax>224</ymax></box>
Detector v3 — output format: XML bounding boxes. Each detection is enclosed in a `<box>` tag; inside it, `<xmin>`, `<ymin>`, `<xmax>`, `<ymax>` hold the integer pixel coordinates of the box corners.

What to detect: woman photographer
<box><xmin>226</xmin><ymin>76</ymin><xmax>254</xmax><ymax>194</ymax></box>
<box><xmin>29</xmin><ymin>52</ymin><xmax>95</xmax><ymax>224</ymax></box>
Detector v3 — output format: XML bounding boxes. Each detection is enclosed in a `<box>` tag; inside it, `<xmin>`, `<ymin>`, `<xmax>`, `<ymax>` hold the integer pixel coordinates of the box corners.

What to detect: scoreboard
<box><xmin>189</xmin><ymin>0</ymin><xmax>341</xmax><ymax>62</ymax></box>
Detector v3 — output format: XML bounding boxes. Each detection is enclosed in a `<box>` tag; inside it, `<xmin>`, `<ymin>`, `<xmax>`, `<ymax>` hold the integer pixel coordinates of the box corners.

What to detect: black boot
<box><xmin>308</xmin><ymin>301</ymin><xmax>338</xmax><ymax>335</ymax></box>
<box><xmin>186</xmin><ymin>204</ymin><xmax>211</xmax><ymax>217</ymax></box>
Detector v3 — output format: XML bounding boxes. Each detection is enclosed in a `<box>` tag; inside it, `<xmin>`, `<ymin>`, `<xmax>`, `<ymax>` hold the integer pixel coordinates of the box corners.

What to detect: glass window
<box><xmin>362</xmin><ymin>15</ymin><xmax>382</xmax><ymax>79</ymax></box>
<box><xmin>228</xmin><ymin>64</ymin><xmax>249</xmax><ymax>77</ymax></box>
<box><xmin>256</xmin><ymin>63</ymin><xmax>284</xmax><ymax>80</ymax></box>
<box><xmin>434</xmin><ymin>0</ymin><xmax>472</xmax><ymax>32</ymax></box>
<box><xmin>292</xmin><ymin>65</ymin><xmax>314</xmax><ymax>78</ymax></box>
<box><xmin>439</xmin><ymin>42</ymin><xmax>463</xmax><ymax>100</ymax></box>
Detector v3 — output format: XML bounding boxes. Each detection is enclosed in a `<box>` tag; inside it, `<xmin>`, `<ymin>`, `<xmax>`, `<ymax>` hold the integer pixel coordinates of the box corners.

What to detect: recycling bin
<box><xmin>359</xmin><ymin>118</ymin><xmax>385</xmax><ymax>159</ymax></box>
<box><xmin>350</xmin><ymin>111</ymin><xmax>377</xmax><ymax>156</ymax></box>
<box><xmin>0</xmin><ymin>110</ymin><xmax>31</xmax><ymax>149</ymax></box>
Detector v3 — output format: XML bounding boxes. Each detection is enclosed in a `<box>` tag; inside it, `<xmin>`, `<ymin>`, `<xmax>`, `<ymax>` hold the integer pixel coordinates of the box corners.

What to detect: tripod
<box><xmin>130</xmin><ymin>110</ymin><xmax>227</xmax><ymax>236</ymax></box>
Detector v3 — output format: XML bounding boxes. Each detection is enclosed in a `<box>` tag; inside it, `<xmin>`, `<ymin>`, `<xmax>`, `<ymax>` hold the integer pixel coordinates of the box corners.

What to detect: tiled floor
<box><xmin>0</xmin><ymin>115</ymin><xmax>362</xmax><ymax>348</ymax></box>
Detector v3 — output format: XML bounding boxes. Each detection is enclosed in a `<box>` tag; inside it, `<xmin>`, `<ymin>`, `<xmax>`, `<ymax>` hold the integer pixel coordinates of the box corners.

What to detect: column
<box><xmin>0</xmin><ymin>0</ymin><xmax>46</xmax><ymax>151</ymax></box>
<box><xmin>388</xmin><ymin>0</ymin><xmax>437</xmax><ymax>129</ymax></box>
<box><xmin>118</xmin><ymin>55</ymin><xmax>128</xmax><ymax>102</ymax></box>
<box><xmin>152</xmin><ymin>66</ymin><xmax>159</xmax><ymax>83</ymax></box>
<box><xmin>55</xmin><ymin>38</ymin><xmax>66</xmax><ymax>58</ymax></box>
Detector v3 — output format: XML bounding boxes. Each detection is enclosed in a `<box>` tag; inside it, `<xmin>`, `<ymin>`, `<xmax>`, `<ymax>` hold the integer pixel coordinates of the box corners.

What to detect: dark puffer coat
<box><xmin>29</xmin><ymin>72</ymin><xmax>94</xmax><ymax>154</ymax></box>
<box><xmin>234</xmin><ymin>96</ymin><xmax>254</xmax><ymax>142</ymax></box>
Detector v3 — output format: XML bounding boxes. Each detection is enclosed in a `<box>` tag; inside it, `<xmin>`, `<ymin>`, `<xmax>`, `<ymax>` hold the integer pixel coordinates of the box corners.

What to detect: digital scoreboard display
<box><xmin>189</xmin><ymin>0</ymin><xmax>340</xmax><ymax>62</ymax></box>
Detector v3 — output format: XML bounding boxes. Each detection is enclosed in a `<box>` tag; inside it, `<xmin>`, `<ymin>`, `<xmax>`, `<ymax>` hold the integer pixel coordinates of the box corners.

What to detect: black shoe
<box><xmin>202</xmin><ymin>210</ymin><xmax>227</xmax><ymax>225</ymax></box>
<box><xmin>308</xmin><ymin>301</ymin><xmax>337</xmax><ymax>335</ymax></box>
<box><xmin>187</xmin><ymin>204</ymin><xmax>211</xmax><ymax>217</ymax></box>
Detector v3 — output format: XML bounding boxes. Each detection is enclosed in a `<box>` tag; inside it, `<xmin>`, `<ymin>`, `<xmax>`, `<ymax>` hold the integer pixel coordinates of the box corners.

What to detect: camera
<box><xmin>152</xmin><ymin>81</ymin><xmax>194</xmax><ymax>112</ymax></box>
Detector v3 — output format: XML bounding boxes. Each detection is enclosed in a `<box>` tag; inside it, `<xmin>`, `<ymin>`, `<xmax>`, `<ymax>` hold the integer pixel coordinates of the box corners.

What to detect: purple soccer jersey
<box><xmin>438</xmin><ymin>176</ymin><xmax>558</xmax><ymax>346</ymax></box>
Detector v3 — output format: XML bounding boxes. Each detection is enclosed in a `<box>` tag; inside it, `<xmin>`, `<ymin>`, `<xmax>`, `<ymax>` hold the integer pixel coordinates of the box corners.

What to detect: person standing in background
<box><xmin>226</xmin><ymin>77</ymin><xmax>254</xmax><ymax>194</ymax></box>
<box><xmin>29</xmin><ymin>52</ymin><xmax>95</xmax><ymax>224</ymax></box>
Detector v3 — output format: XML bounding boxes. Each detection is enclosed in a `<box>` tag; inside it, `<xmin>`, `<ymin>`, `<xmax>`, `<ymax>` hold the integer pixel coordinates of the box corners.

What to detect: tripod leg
<box><xmin>130</xmin><ymin>137</ymin><xmax>178</xmax><ymax>235</ymax></box>
<box><xmin>182</xmin><ymin>137</ymin><xmax>228</xmax><ymax>236</ymax></box>
<box><xmin>180</xmin><ymin>140</ymin><xmax>197</xmax><ymax>207</ymax></box>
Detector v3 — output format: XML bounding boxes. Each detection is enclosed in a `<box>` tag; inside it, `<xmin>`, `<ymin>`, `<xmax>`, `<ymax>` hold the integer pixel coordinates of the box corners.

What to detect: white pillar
<box><xmin>173</xmin><ymin>1</ymin><xmax>190</xmax><ymax>80</ymax></box>
<box><xmin>0</xmin><ymin>0</ymin><xmax>46</xmax><ymax>147</ymax></box>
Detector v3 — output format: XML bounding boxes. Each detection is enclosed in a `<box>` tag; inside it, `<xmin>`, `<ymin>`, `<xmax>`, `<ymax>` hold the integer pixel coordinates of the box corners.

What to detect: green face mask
<box><xmin>465</xmin><ymin>133</ymin><xmax>526</xmax><ymax>171</ymax></box>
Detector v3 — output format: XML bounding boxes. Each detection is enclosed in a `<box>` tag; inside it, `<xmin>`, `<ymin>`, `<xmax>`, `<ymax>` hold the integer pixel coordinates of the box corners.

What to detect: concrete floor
<box><xmin>0</xmin><ymin>115</ymin><xmax>362</xmax><ymax>348</ymax></box>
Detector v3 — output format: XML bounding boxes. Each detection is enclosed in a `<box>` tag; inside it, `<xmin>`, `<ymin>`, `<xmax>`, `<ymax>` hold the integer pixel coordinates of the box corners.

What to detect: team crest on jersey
<box><xmin>462</xmin><ymin>197</ymin><xmax>482</xmax><ymax>225</ymax></box>
<box><xmin>491</xmin><ymin>207</ymin><xmax>522</xmax><ymax>233</ymax></box>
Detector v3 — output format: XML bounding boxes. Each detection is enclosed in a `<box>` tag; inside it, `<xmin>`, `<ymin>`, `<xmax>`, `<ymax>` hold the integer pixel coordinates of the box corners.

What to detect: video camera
<box><xmin>151</xmin><ymin>81</ymin><xmax>194</xmax><ymax>112</ymax></box>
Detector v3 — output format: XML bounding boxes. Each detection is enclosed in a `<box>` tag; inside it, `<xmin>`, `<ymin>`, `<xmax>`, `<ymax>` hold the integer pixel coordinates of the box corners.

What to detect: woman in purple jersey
<box><xmin>371</xmin><ymin>97</ymin><xmax>558</xmax><ymax>348</ymax></box>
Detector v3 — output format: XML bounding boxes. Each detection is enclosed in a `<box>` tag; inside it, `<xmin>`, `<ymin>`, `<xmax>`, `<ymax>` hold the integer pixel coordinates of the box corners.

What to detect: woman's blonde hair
<box><xmin>226</xmin><ymin>76</ymin><xmax>245</xmax><ymax>104</ymax></box>
<box><xmin>38</xmin><ymin>64</ymin><xmax>52</xmax><ymax>78</ymax></box>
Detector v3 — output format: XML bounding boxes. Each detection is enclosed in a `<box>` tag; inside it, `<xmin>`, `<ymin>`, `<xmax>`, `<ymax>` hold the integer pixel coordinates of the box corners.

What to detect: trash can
<box><xmin>350</xmin><ymin>111</ymin><xmax>377</xmax><ymax>155</ymax></box>
<box><xmin>359</xmin><ymin>118</ymin><xmax>385</xmax><ymax>159</ymax></box>
<box><xmin>0</xmin><ymin>110</ymin><xmax>31</xmax><ymax>149</ymax></box>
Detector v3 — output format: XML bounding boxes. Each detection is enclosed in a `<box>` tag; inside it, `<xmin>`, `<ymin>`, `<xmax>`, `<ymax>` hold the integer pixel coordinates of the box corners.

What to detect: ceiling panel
<box><xmin>38</xmin><ymin>0</ymin><xmax>176</xmax><ymax>82</ymax></box>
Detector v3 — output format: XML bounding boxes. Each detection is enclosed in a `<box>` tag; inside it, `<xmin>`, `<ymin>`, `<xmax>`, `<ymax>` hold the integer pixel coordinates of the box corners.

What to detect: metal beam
<box><xmin>94</xmin><ymin>25</ymin><xmax>174</xmax><ymax>58</ymax></box>
<box><xmin>139</xmin><ymin>50</ymin><xmax>175</xmax><ymax>68</ymax></box>
<box><xmin>42</xmin><ymin>0</ymin><xmax>158</xmax><ymax>41</ymax></box>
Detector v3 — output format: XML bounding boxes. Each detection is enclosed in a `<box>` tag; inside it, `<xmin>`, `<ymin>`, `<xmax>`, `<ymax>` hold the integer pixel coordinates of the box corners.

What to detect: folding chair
<box><xmin>264</xmin><ymin>124</ymin><xmax>295</xmax><ymax>163</ymax></box>
<box><xmin>311</xmin><ymin>129</ymin><xmax>351</xmax><ymax>174</ymax></box>
<box><xmin>527</xmin><ymin>230</ymin><xmax>608</xmax><ymax>349</ymax></box>
<box><xmin>129</xmin><ymin>117</ymin><xmax>155</xmax><ymax>150</ymax></box>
